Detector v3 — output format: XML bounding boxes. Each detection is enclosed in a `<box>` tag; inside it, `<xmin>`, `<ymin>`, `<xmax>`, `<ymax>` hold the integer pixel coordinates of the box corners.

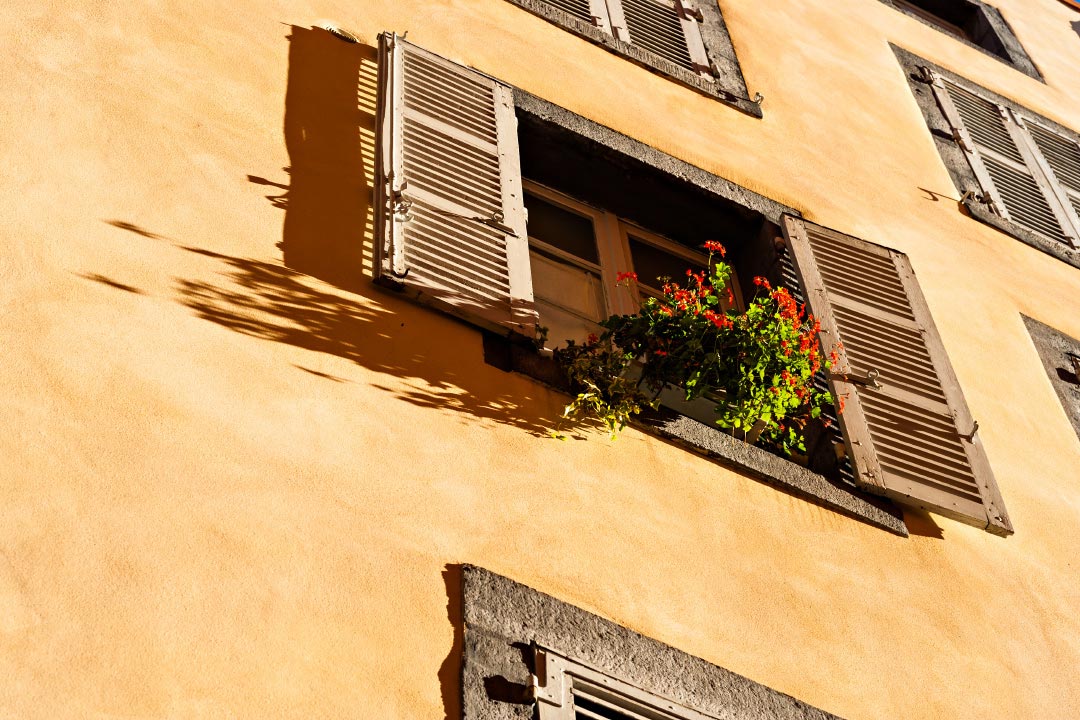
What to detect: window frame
<box><xmin>895</xmin><ymin>46</ymin><xmax>1080</xmax><ymax>270</ymax></box>
<box><xmin>878</xmin><ymin>0</ymin><xmax>1041</xmax><ymax>80</ymax></box>
<box><xmin>524</xmin><ymin>179</ymin><xmax>743</xmax><ymax>344</ymax></box>
<box><xmin>500</xmin><ymin>0</ymin><xmax>761</xmax><ymax>116</ymax></box>
<box><xmin>376</xmin><ymin>34</ymin><xmax>910</xmax><ymax>536</ymax></box>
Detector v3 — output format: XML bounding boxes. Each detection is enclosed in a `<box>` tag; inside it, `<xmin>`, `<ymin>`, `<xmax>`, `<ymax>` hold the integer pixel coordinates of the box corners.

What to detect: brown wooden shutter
<box><xmin>928</xmin><ymin>72</ymin><xmax>1076</xmax><ymax>246</ymax></box>
<box><xmin>375</xmin><ymin>33</ymin><xmax>537</xmax><ymax>337</ymax></box>
<box><xmin>616</xmin><ymin>0</ymin><xmax>711</xmax><ymax>77</ymax></box>
<box><xmin>781</xmin><ymin>216</ymin><xmax>1012</xmax><ymax>536</ymax></box>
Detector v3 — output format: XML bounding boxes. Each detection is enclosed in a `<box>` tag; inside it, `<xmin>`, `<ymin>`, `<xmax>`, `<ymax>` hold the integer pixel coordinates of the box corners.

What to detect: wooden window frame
<box><xmin>499</xmin><ymin>0</ymin><xmax>761</xmax><ymax>116</ymax></box>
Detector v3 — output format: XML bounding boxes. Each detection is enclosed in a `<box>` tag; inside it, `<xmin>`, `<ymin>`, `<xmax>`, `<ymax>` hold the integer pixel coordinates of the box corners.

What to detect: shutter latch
<box><xmin>832</xmin><ymin>368</ymin><xmax>882</xmax><ymax>389</ymax></box>
<box><xmin>951</xmin><ymin>129</ymin><xmax>972</xmax><ymax>153</ymax></box>
<box><xmin>959</xmin><ymin>420</ymin><xmax>979</xmax><ymax>442</ymax></box>
<box><xmin>477</xmin><ymin>210</ymin><xmax>518</xmax><ymax>236</ymax></box>
<box><xmin>390</xmin><ymin>178</ymin><xmax>414</xmax><ymax>222</ymax></box>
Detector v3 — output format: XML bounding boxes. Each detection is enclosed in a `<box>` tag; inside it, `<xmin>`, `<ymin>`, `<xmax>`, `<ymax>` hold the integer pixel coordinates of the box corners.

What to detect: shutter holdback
<box><xmin>831</xmin><ymin>367</ymin><xmax>882</xmax><ymax>389</ymax></box>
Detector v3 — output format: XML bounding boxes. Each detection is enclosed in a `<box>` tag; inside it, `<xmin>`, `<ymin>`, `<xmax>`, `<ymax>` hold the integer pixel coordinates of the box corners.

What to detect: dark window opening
<box><xmin>883</xmin><ymin>0</ymin><xmax>1039</xmax><ymax>79</ymax></box>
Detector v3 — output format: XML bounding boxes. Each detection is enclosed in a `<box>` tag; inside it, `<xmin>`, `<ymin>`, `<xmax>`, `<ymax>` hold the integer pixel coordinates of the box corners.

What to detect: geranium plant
<box><xmin>553</xmin><ymin>241</ymin><xmax>839</xmax><ymax>454</ymax></box>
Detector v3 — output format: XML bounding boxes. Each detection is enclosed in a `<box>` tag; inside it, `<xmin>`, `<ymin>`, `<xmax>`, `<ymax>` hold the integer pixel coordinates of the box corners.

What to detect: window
<box><xmin>523</xmin><ymin>181</ymin><xmax>741</xmax><ymax>348</ymax></box>
<box><xmin>461</xmin><ymin>565</ymin><xmax>850</xmax><ymax>720</ymax></box>
<box><xmin>897</xmin><ymin>49</ymin><xmax>1080</xmax><ymax>270</ymax></box>
<box><xmin>501</xmin><ymin>0</ymin><xmax>760</xmax><ymax>116</ymax></box>
<box><xmin>375</xmin><ymin>34</ymin><xmax>1013</xmax><ymax>535</ymax></box>
<box><xmin>880</xmin><ymin>0</ymin><xmax>1040</xmax><ymax>79</ymax></box>
<box><xmin>1023</xmin><ymin>316</ymin><xmax>1080</xmax><ymax>444</ymax></box>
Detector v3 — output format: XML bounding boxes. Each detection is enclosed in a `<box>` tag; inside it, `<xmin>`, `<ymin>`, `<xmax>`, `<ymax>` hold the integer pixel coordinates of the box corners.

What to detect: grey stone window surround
<box><xmin>894</xmin><ymin>46</ymin><xmax>1080</xmax><ymax>271</ymax></box>
<box><xmin>1023</xmin><ymin>315</ymin><xmax>1080</xmax><ymax>443</ymax></box>
<box><xmin>479</xmin><ymin>89</ymin><xmax>909</xmax><ymax>537</ymax></box>
<box><xmin>500</xmin><ymin>0</ymin><xmax>762</xmax><ymax>118</ymax></box>
<box><xmin>879</xmin><ymin>0</ymin><xmax>1041</xmax><ymax>80</ymax></box>
<box><xmin>461</xmin><ymin>564</ymin><xmax>849</xmax><ymax>720</ymax></box>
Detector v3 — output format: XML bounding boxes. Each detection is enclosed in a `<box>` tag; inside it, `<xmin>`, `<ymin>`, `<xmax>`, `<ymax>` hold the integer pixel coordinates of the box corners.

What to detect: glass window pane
<box><xmin>627</xmin><ymin>235</ymin><xmax>704</xmax><ymax>293</ymax></box>
<box><xmin>530</xmin><ymin>247</ymin><xmax>605</xmax><ymax>348</ymax></box>
<box><xmin>524</xmin><ymin>192</ymin><xmax>600</xmax><ymax>264</ymax></box>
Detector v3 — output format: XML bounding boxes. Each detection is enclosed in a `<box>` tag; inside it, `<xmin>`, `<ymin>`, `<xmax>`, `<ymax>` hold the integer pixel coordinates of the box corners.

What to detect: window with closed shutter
<box><xmin>499</xmin><ymin>0</ymin><xmax>757</xmax><ymax>114</ymax></box>
<box><xmin>925</xmin><ymin>67</ymin><xmax>1080</xmax><ymax>254</ymax></box>
<box><xmin>781</xmin><ymin>216</ymin><xmax>1012</xmax><ymax>536</ymax></box>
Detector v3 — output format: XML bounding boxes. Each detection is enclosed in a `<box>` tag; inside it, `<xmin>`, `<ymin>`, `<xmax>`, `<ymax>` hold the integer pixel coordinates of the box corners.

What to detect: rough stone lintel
<box><xmin>462</xmin><ymin>565</ymin><xmax>848</xmax><ymax>720</ymax></box>
<box><xmin>512</xmin><ymin>89</ymin><xmax>796</xmax><ymax>225</ymax></box>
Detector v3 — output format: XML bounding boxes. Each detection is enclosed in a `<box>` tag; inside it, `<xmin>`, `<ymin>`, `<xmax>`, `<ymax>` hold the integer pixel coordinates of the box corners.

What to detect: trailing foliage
<box><xmin>553</xmin><ymin>242</ymin><xmax>839</xmax><ymax>453</ymax></box>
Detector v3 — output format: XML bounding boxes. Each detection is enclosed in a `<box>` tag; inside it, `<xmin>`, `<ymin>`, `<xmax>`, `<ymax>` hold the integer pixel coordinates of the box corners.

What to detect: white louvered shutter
<box><xmin>614</xmin><ymin>0</ymin><xmax>711</xmax><ymax>77</ymax></box>
<box><xmin>1023</xmin><ymin>120</ymin><xmax>1080</xmax><ymax>249</ymax></box>
<box><xmin>375</xmin><ymin>34</ymin><xmax>537</xmax><ymax>337</ymax></box>
<box><xmin>928</xmin><ymin>73</ymin><xmax>1077</xmax><ymax>246</ymax></box>
<box><xmin>538</xmin><ymin>0</ymin><xmax>614</xmax><ymax>33</ymax></box>
<box><xmin>782</xmin><ymin>217</ymin><xmax>1012</xmax><ymax>536</ymax></box>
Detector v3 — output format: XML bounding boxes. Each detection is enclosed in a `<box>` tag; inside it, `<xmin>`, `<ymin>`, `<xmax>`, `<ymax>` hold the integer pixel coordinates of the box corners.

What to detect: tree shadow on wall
<box><xmin>165</xmin><ymin>27</ymin><xmax>559</xmax><ymax>436</ymax></box>
<box><xmin>175</xmin><ymin>245</ymin><xmax>557</xmax><ymax>436</ymax></box>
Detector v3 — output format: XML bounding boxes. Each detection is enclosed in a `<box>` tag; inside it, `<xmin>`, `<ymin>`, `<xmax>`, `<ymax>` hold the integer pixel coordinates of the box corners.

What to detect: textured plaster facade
<box><xmin>1</xmin><ymin>1</ymin><xmax>1080</xmax><ymax>719</ymax></box>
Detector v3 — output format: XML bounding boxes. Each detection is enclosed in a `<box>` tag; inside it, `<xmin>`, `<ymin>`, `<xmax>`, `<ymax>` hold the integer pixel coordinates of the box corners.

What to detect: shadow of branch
<box><xmin>174</xmin><ymin>247</ymin><xmax>558</xmax><ymax>436</ymax></box>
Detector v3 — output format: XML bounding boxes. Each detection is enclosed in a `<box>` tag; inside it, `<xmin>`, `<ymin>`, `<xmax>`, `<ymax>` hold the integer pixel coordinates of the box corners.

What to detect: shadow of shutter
<box><xmin>930</xmin><ymin>73</ymin><xmax>1073</xmax><ymax>245</ymax></box>
<box><xmin>375</xmin><ymin>33</ymin><xmax>536</xmax><ymax>337</ymax></box>
<box><xmin>782</xmin><ymin>216</ymin><xmax>1012</xmax><ymax>536</ymax></box>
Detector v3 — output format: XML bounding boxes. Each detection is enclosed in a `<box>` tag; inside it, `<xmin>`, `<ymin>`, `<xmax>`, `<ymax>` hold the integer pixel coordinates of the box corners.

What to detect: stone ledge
<box><xmin>483</xmin><ymin>332</ymin><xmax>909</xmax><ymax>537</ymax></box>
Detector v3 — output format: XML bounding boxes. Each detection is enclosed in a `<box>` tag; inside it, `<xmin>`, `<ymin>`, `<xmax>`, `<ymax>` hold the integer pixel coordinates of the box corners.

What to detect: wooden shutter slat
<box><xmin>618</xmin><ymin>0</ymin><xmax>696</xmax><ymax>72</ymax></box>
<box><xmin>375</xmin><ymin>34</ymin><xmax>536</xmax><ymax>337</ymax></box>
<box><xmin>782</xmin><ymin>216</ymin><xmax>1013</xmax><ymax>535</ymax></box>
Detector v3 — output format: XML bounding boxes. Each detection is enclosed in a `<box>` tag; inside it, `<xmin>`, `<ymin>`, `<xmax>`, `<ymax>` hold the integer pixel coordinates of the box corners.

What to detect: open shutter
<box><xmin>781</xmin><ymin>216</ymin><xmax>1012</xmax><ymax>536</ymax></box>
<box><xmin>375</xmin><ymin>33</ymin><xmax>537</xmax><ymax>337</ymax></box>
<box><xmin>615</xmin><ymin>0</ymin><xmax>711</xmax><ymax>77</ymax></box>
<box><xmin>927</xmin><ymin>71</ymin><xmax>1076</xmax><ymax>246</ymax></box>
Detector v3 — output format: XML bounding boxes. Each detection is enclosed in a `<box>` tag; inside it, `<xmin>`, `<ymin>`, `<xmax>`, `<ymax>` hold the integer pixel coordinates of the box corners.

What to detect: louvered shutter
<box><xmin>928</xmin><ymin>72</ymin><xmax>1077</xmax><ymax>246</ymax></box>
<box><xmin>614</xmin><ymin>0</ymin><xmax>711</xmax><ymax>77</ymax></box>
<box><xmin>538</xmin><ymin>0</ymin><xmax>614</xmax><ymax>33</ymax></box>
<box><xmin>781</xmin><ymin>216</ymin><xmax>1012</xmax><ymax>536</ymax></box>
<box><xmin>375</xmin><ymin>34</ymin><xmax>537</xmax><ymax>337</ymax></box>
<box><xmin>1023</xmin><ymin>120</ymin><xmax>1080</xmax><ymax>249</ymax></box>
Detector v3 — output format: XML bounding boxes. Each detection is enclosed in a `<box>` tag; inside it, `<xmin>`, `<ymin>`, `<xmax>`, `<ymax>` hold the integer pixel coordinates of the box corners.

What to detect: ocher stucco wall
<box><xmin>1</xmin><ymin>0</ymin><xmax>1078</xmax><ymax>718</ymax></box>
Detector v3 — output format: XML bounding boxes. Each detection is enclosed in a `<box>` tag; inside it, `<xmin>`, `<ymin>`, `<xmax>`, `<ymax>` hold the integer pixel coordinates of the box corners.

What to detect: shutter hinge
<box><xmin>952</xmin><ymin>129</ymin><xmax>972</xmax><ymax>153</ymax></box>
<box><xmin>831</xmin><ymin>368</ymin><xmax>882</xmax><ymax>389</ymax></box>
<box><xmin>679</xmin><ymin>4</ymin><xmax>704</xmax><ymax>21</ymax></box>
<box><xmin>1065</xmin><ymin>352</ymin><xmax>1080</xmax><ymax>384</ymax></box>
<box><xmin>918</xmin><ymin>66</ymin><xmax>942</xmax><ymax>87</ymax></box>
